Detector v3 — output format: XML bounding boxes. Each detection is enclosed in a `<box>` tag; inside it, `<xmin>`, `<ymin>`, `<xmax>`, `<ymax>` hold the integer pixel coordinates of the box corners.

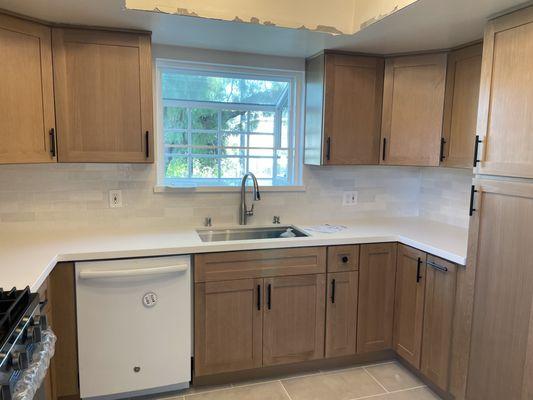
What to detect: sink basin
<box><xmin>197</xmin><ymin>226</ymin><xmax>309</xmax><ymax>242</ymax></box>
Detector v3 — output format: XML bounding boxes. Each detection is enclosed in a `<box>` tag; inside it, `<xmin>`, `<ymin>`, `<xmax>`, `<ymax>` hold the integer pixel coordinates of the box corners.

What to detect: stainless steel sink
<box><xmin>196</xmin><ymin>226</ymin><xmax>309</xmax><ymax>242</ymax></box>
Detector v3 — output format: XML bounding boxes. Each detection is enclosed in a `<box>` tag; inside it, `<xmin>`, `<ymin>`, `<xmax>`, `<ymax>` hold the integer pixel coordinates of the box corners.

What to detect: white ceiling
<box><xmin>0</xmin><ymin>0</ymin><xmax>530</xmax><ymax>57</ymax></box>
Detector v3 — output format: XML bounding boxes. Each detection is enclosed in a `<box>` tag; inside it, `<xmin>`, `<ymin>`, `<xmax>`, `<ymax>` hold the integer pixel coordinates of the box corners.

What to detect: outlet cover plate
<box><xmin>109</xmin><ymin>190</ymin><xmax>123</xmax><ymax>208</ymax></box>
<box><xmin>342</xmin><ymin>191</ymin><xmax>358</xmax><ymax>206</ymax></box>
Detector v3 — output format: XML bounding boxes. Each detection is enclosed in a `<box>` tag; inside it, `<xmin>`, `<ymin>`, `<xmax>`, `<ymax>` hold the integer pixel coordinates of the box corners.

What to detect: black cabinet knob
<box><xmin>342</xmin><ymin>256</ymin><xmax>349</xmax><ymax>263</ymax></box>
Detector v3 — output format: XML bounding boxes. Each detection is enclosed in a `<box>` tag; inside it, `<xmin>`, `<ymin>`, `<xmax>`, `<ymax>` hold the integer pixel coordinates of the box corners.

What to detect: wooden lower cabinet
<box><xmin>393</xmin><ymin>244</ymin><xmax>426</xmax><ymax>369</ymax></box>
<box><xmin>263</xmin><ymin>274</ymin><xmax>326</xmax><ymax>366</ymax></box>
<box><xmin>357</xmin><ymin>243</ymin><xmax>397</xmax><ymax>353</ymax></box>
<box><xmin>421</xmin><ymin>255</ymin><xmax>457</xmax><ymax>391</ymax></box>
<box><xmin>194</xmin><ymin>279</ymin><xmax>263</xmax><ymax>376</ymax></box>
<box><xmin>325</xmin><ymin>271</ymin><xmax>358</xmax><ymax>358</ymax></box>
<box><xmin>465</xmin><ymin>180</ymin><xmax>533</xmax><ymax>400</ymax></box>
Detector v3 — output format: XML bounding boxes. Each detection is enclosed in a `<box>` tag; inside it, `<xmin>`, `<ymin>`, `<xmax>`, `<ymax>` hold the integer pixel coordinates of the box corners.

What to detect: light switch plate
<box><xmin>109</xmin><ymin>190</ymin><xmax>123</xmax><ymax>208</ymax></box>
<box><xmin>342</xmin><ymin>191</ymin><xmax>358</xmax><ymax>206</ymax></box>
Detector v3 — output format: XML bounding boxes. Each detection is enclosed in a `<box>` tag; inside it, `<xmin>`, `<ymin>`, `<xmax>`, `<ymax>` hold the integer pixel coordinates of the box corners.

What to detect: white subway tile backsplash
<box><xmin>0</xmin><ymin>163</ymin><xmax>472</xmax><ymax>229</ymax></box>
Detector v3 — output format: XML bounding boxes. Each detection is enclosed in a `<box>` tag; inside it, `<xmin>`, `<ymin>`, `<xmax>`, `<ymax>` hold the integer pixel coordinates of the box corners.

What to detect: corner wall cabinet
<box><xmin>441</xmin><ymin>43</ymin><xmax>483</xmax><ymax>168</ymax></box>
<box><xmin>304</xmin><ymin>53</ymin><xmax>384</xmax><ymax>165</ymax></box>
<box><xmin>380</xmin><ymin>53</ymin><xmax>447</xmax><ymax>166</ymax></box>
<box><xmin>0</xmin><ymin>12</ymin><xmax>154</xmax><ymax>164</ymax></box>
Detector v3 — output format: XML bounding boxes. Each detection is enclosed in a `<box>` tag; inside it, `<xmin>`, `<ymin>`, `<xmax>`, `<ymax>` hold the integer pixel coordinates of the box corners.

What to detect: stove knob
<box><xmin>0</xmin><ymin>385</ymin><xmax>11</xmax><ymax>400</ymax></box>
<box><xmin>11</xmin><ymin>350</ymin><xmax>29</xmax><ymax>371</ymax></box>
<box><xmin>27</xmin><ymin>325</ymin><xmax>42</xmax><ymax>343</ymax></box>
<box><xmin>33</xmin><ymin>314</ymin><xmax>48</xmax><ymax>330</ymax></box>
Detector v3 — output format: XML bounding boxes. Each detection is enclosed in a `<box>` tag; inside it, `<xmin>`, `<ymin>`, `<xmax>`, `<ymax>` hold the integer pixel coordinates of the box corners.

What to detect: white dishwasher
<box><xmin>75</xmin><ymin>256</ymin><xmax>191</xmax><ymax>399</ymax></box>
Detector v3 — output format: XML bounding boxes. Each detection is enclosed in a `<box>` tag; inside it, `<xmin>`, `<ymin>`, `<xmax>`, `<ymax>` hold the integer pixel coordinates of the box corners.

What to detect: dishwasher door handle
<box><xmin>79</xmin><ymin>264</ymin><xmax>189</xmax><ymax>280</ymax></box>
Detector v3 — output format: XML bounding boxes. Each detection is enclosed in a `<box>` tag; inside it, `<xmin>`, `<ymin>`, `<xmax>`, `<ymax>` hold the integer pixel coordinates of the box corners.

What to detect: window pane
<box><xmin>165</xmin><ymin>157</ymin><xmax>188</xmax><ymax>178</ymax></box>
<box><xmin>164</xmin><ymin>106</ymin><xmax>188</xmax><ymax>129</ymax></box>
<box><xmin>221</xmin><ymin>157</ymin><xmax>245</xmax><ymax>178</ymax></box>
<box><xmin>162</xmin><ymin>72</ymin><xmax>289</xmax><ymax>106</ymax></box>
<box><xmin>249</xmin><ymin>148</ymin><xmax>274</xmax><ymax>157</ymax></box>
<box><xmin>281</xmin><ymin>105</ymin><xmax>289</xmax><ymax>148</ymax></box>
<box><xmin>222</xmin><ymin>110</ymin><xmax>247</xmax><ymax>131</ymax></box>
<box><xmin>191</xmin><ymin>108</ymin><xmax>218</xmax><ymax>130</ymax></box>
<box><xmin>249</xmin><ymin>111</ymin><xmax>275</xmax><ymax>133</ymax></box>
<box><xmin>164</xmin><ymin>131</ymin><xmax>187</xmax><ymax>146</ymax></box>
<box><xmin>191</xmin><ymin>132</ymin><xmax>218</xmax><ymax>155</ymax></box>
<box><xmin>249</xmin><ymin>134</ymin><xmax>273</xmax><ymax>148</ymax></box>
<box><xmin>249</xmin><ymin>158</ymin><xmax>273</xmax><ymax>178</ymax></box>
<box><xmin>276</xmin><ymin>150</ymin><xmax>288</xmax><ymax>179</ymax></box>
<box><xmin>192</xmin><ymin>158</ymin><xmax>219</xmax><ymax>178</ymax></box>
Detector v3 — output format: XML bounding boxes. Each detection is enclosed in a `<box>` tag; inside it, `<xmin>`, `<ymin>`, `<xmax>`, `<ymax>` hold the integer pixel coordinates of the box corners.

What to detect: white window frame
<box><xmin>154</xmin><ymin>58</ymin><xmax>304</xmax><ymax>192</ymax></box>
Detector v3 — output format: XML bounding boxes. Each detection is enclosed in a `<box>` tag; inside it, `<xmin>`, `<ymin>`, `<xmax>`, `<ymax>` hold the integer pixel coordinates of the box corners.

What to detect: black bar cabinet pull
<box><xmin>416</xmin><ymin>257</ymin><xmax>422</xmax><ymax>283</ymax></box>
<box><xmin>267</xmin><ymin>284</ymin><xmax>272</xmax><ymax>310</ymax></box>
<box><xmin>49</xmin><ymin>128</ymin><xmax>56</xmax><ymax>158</ymax></box>
<box><xmin>331</xmin><ymin>279</ymin><xmax>336</xmax><ymax>304</ymax></box>
<box><xmin>145</xmin><ymin>131</ymin><xmax>150</xmax><ymax>158</ymax></box>
<box><xmin>257</xmin><ymin>285</ymin><xmax>261</xmax><ymax>310</ymax></box>
<box><xmin>326</xmin><ymin>137</ymin><xmax>331</xmax><ymax>161</ymax></box>
<box><xmin>382</xmin><ymin>138</ymin><xmax>387</xmax><ymax>161</ymax></box>
<box><xmin>473</xmin><ymin>135</ymin><xmax>482</xmax><ymax>167</ymax></box>
<box><xmin>440</xmin><ymin>137</ymin><xmax>446</xmax><ymax>162</ymax></box>
<box><xmin>469</xmin><ymin>185</ymin><xmax>478</xmax><ymax>216</ymax></box>
<box><xmin>427</xmin><ymin>260</ymin><xmax>448</xmax><ymax>273</ymax></box>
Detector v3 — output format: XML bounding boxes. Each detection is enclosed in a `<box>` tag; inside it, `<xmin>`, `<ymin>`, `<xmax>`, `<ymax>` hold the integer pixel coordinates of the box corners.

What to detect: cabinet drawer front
<box><xmin>327</xmin><ymin>245</ymin><xmax>359</xmax><ymax>272</ymax></box>
<box><xmin>194</xmin><ymin>247</ymin><xmax>326</xmax><ymax>282</ymax></box>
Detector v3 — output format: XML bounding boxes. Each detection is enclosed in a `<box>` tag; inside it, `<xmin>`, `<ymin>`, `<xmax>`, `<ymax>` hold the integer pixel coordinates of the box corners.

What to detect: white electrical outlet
<box><xmin>342</xmin><ymin>191</ymin><xmax>358</xmax><ymax>206</ymax></box>
<box><xmin>109</xmin><ymin>190</ymin><xmax>123</xmax><ymax>208</ymax></box>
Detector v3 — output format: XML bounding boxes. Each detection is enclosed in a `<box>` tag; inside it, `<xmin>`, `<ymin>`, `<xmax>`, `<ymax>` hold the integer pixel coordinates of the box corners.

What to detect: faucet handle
<box><xmin>246</xmin><ymin>204</ymin><xmax>255</xmax><ymax>216</ymax></box>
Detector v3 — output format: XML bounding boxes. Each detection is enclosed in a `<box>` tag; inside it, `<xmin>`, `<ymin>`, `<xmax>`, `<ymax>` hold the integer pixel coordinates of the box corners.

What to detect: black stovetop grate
<box><xmin>0</xmin><ymin>287</ymin><xmax>32</xmax><ymax>346</ymax></box>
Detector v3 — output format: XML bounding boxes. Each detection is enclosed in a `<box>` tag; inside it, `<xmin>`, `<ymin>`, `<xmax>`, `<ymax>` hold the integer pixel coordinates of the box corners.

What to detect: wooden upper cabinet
<box><xmin>325</xmin><ymin>271</ymin><xmax>358</xmax><ymax>358</ymax></box>
<box><xmin>263</xmin><ymin>274</ymin><xmax>325</xmax><ymax>366</ymax></box>
<box><xmin>421</xmin><ymin>255</ymin><xmax>457</xmax><ymax>392</ymax></box>
<box><xmin>194</xmin><ymin>279</ymin><xmax>263</xmax><ymax>376</ymax></box>
<box><xmin>475</xmin><ymin>6</ymin><xmax>533</xmax><ymax>178</ymax></box>
<box><xmin>441</xmin><ymin>43</ymin><xmax>483</xmax><ymax>168</ymax></box>
<box><xmin>357</xmin><ymin>243</ymin><xmax>397</xmax><ymax>354</ymax></box>
<box><xmin>381</xmin><ymin>53</ymin><xmax>447</xmax><ymax>166</ymax></box>
<box><xmin>52</xmin><ymin>28</ymin><xmax>153</xmax><ymax>163</ymax></box>
<box><xmin>304</xmin><ymin>53</ymin><xmax>384</xmax><ymax>165</ymax></box>
<box><xmin>466</xmin><ymin>179</ymin><xmax>533</xmax><ymax>400</ymax></box>
<box><xmin>393</xmin><ymin>244</ymin><xmax>426</xmax><ymax>369</ymax></box>
<box><xmin>0</xmin><ymin>14</ymin><xmax>55</xmax><ymax>164</ymax></box>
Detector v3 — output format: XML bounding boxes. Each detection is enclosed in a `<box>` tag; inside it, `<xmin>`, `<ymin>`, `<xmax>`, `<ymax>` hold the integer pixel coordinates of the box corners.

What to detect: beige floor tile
<box><xmin>368</xmin><ymin>387</ymin><xmax>441</xmax><ymax>400</ymax></box>
<box><xmin>184</xmin><ymin>382</ymin><xmax>289</xmax><ymax>400</ymax></box>
<box><xmin>181</xmin><ymin>383</ymin><xmax>233</xmax><ymax>395</ymax></box>
<box><xmin>282</xmin><ymin>367</ymin><xmax>386</xmax><ymax>400</ymax></box>
<box><xmin>364</xmin><ymin>362</ymin><xmax>423</xmax><ymax>391</ymax></box>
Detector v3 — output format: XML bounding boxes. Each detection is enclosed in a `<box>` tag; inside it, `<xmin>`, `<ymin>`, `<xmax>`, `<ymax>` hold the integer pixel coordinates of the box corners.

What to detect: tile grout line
<box><xmin>362</xmin><ymin>367</ymin><xmax>390</xmax><ymax>394</ymax></box>
<box><xmin>279</xmin><ymin>380</ymin><xmax>295</xmax><ymax>400</ymax></box>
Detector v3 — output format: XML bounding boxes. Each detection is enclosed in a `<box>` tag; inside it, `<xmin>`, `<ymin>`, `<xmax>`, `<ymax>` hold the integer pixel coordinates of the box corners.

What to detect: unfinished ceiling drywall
<box><xmin>125</xmin><ymin>0</ymin><xmax>417</xmax><ymax>35</ymax></box>
<box><xmin>0</xmin><ymin>0</ymin><xmax>529</xmax><ymax>57</ymax></box>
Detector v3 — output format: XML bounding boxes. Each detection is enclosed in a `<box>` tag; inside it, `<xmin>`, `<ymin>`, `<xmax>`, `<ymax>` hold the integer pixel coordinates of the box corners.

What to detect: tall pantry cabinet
<box><xmin>463</xmin><ymin>5</ymin><xmax>533</xmax><ymax>400</ymax></box>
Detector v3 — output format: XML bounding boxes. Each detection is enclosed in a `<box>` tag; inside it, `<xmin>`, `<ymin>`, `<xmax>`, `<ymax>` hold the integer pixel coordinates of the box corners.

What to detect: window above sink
<box><xmin>155</xmin><ymin>60</ymin><xmax>304</xmax><ymax>189</ymax></box>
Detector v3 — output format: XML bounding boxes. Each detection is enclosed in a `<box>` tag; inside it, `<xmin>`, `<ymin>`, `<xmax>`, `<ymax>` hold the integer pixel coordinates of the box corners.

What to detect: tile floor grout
<box><xmin>362</xmin><ymin>367</ymin><xmax>390</xmax><ymax>393</ymax></box>
<box><xmin>172</xmin><ymin>360</ymin><xmax>438</xmax><ymax>400</ymax></box>
<box><xmin>278</xmin><ymin>380</ymin><xmax>295</xmax><ymax>400</ymax></box>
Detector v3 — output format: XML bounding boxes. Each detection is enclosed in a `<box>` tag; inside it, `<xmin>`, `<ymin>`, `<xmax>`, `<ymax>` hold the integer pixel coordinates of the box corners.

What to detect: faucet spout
<box><xmin>240</xmin><ymin>172</ymin><xmax>261</xmax><ymax>225</ymax></box>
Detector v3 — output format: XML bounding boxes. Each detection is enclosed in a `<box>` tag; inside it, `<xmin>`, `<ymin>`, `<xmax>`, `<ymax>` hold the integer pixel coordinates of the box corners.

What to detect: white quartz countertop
<box><xmin>0</xmin><ymin>217</ymin><xmax>468</xmax><ymax>292</ymax></box>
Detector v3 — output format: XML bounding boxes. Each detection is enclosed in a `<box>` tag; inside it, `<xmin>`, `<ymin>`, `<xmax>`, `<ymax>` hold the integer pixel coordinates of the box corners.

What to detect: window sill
<box><xmin>153</xmin><ymin>185</ymin><xmax>306</xmax><ymax>193</ymax></box>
